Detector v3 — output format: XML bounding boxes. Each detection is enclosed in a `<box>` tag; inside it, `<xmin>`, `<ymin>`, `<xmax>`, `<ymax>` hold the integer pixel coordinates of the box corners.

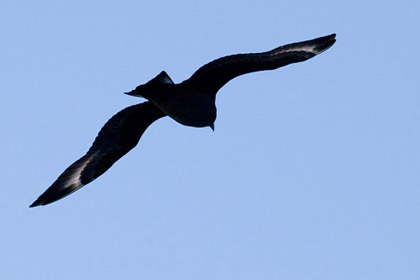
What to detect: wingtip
<box><xmin>320</xmin><ymin>33</ymin><xmax>336</xmax><ymax>40</ymax></box>
<box><xmin>313</xmin><ymin>33</ymin><xmax>336</xmax><ymax>54</ymax></box>
<box><xmin>29</xmin><ymin>200</ymin><xmax>42</xmax><ymax>208</ymax></box>
<box><xmin>328</xmin><ymin>33</ymin><xmax>337</xmax><ymax>44</ymax></box>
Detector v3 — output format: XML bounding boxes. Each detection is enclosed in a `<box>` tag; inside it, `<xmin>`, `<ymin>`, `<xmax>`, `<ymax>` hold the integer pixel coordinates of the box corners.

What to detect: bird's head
<box><xmin>125</xmin><ymin>71</ymin><xmax>174</xmax><ymax>97</ymax></box>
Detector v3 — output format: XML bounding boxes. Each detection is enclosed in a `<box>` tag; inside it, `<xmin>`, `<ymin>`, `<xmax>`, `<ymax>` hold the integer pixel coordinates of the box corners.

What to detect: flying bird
<box><xmin>30</xmin><ymin>34</ymin><xmax>336</xmax><ymax>207</ymax></box>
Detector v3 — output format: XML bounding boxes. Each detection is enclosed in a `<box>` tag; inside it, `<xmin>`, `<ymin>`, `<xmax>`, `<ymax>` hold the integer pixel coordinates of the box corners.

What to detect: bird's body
<box><xmin>30</xmin><ymin>34</ymin><xmax>336</xmax><ymax>207</ymax></box>
<box><xmin>127</xmin><ymin>72</ymin><xmax>217</xmax><ymax>128</ymax></box>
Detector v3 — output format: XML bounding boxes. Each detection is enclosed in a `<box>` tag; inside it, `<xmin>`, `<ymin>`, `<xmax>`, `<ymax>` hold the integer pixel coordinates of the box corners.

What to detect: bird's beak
<box><xmin>210</xmin><ymin>124</ymin><xmax>215</xmax><ymax>131</ymax></box>
<box><xmin>124</xmin><ymin>89</ymin><xmax>138</xmax><ymax>97</ymax></box>
<box><xmin>124</xmin><ymin>85</ymin><xmax>144</xmax><ymax>97</ymax></box>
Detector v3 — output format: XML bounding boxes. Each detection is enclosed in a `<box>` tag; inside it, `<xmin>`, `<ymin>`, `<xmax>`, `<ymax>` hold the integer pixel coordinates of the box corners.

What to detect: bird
<box><xmin>30</xmin><ymin>34</ymin><xmax>336</xmax><ymax>207</ymax></box>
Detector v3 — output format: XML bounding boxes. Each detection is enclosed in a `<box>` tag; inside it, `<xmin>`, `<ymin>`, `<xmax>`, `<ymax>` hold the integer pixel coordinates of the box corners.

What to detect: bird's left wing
<box><xmin>30</xmin><ymin>102</ymin><xmax>165</xmax><ymax>207</ymax></box>
<box><xmin>183</xmin><ymin>34</ymin><xmax>336</xmax><ymax>96</ymax></box>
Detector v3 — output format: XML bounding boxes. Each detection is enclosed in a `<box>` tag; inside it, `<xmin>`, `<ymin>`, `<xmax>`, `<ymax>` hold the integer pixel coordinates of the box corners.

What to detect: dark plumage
<box><xmin>30</xmin><ymin>103</ymin><xmax>165</xmax><ymax>207</ymax></box>
<box><xmin>30</xmin><ymin>34</ymin><xmax>336</xmax><ymax>207</ymax></box>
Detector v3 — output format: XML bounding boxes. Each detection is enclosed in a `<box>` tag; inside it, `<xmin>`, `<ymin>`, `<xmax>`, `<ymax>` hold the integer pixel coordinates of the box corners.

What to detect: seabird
<box><xmin>30</xmin><ymin>34</ymin><xmax>336</xmax><ymax>207</ymax></box>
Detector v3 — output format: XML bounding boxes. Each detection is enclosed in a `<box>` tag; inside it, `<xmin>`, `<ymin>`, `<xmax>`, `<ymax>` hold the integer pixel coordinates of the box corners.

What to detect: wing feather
<box><xmin>183</xmin><ymin>34</ymin><xmax>336</xmax><ymax>95</ymax></box>
<box><xmin>30</xmin><ymin>102</ymin><xmax>165</xmax><ymax>207</ymax></box>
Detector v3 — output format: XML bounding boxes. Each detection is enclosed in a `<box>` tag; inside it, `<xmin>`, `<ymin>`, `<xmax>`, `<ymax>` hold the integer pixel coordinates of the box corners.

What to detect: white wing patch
<box><xmin>287</xmin><ymin>44</ymin><xmax>318</xmax><ymax>53</ymax></box>
<box><xmin>275</xmin><ymin>43</ymin><xmax>325</xmax><ymax>56</ymax></box>
<box><xmin>61</xmin><ymin>152</ymin><xmax>97</xmax><ymax>192</ymax></box>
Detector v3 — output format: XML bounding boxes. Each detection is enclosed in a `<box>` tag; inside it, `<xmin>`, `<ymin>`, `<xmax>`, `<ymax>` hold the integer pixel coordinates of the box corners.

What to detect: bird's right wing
<box><xmin>183</xmin><ymin>34</ymin><xmax>336</xmax><ymax>95</ymax></box>
<box><xmin>30</xmin><ymin>102</ymin><xmax>165</xmax><ymax>207</ymax></box>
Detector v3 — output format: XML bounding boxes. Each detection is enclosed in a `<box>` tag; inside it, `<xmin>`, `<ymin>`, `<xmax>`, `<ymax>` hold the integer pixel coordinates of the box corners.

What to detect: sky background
<box><xmin>1</xmin><ymin>0</ymin><xmax>420</xmax><ymax>279</ymax></box>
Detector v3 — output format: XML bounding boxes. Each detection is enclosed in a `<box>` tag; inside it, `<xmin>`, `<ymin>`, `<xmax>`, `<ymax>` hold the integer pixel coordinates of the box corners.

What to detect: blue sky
<box><xmin>2</xmin><ymin>0</ymin><xmax>419</xmax><ymax>279</ymax></box>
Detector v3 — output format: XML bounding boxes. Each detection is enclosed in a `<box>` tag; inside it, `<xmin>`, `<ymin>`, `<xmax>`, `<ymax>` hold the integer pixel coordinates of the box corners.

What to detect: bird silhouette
<box><xmin>30</xmin><ymin>34</ymin><xmax>336</xmax><ymax>207</ymax></box>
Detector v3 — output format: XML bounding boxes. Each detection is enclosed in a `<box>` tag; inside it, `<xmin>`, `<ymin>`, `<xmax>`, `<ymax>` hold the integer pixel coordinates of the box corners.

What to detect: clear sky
<box><xmin>2</xmin><ymin>0</ymin><xmax>419</xmax><ymax>279</ymax></box>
